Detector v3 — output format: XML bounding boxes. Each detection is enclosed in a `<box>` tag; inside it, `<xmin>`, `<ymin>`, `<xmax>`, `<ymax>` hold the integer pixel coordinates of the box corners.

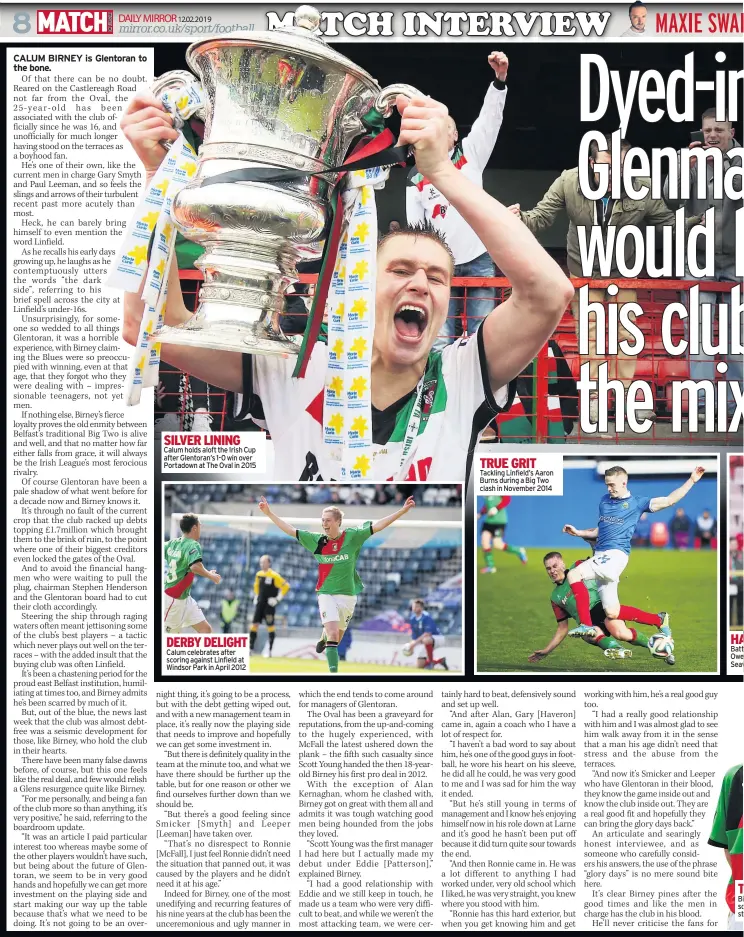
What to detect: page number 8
<box><xmin>14</xmin><ymin>12</ymin><xmax>32</xmax><ymax>32</ymax></box>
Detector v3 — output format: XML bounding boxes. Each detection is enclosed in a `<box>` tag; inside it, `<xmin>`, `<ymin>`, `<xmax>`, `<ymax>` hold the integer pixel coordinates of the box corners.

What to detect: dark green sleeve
<box><xmin>345</xmin><ymin>522</ymin><xmax>374</xmax><ymax>549</ymax></box>
<box><xmin>174</xmin><ymin>120</ymin><xmax>205</xmax><ymax>270</ymax></box>
<box><xmin>186</xmin><ymin>540</ymin><xmax>203</xmax><ymax>566</ymax></box>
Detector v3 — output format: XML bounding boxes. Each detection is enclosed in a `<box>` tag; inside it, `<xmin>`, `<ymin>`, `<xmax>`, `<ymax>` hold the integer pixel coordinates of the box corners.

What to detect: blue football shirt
<box><xmin>595</xmin><ymin>492</ymin><xmax>652</xmax><ymax>555</ymax></box>
<box><xmin>408</xmin><ymin>612</ymin><xmax>440</xmax><ymax>640</ymax></box>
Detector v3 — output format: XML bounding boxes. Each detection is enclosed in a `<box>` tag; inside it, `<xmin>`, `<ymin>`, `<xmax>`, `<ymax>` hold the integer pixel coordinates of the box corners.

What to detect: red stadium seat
<box><xmin>650</xmin><ymin>522</ymin><xmax>669</xmax><ymax>548</ymax></box>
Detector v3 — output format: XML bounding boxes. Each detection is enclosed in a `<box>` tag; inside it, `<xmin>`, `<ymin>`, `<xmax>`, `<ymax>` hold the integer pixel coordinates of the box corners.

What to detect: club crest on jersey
<box><xmin>622</xmin><ymin>502</ymin><xmax>629</xmax><ymax>509</ymax></box>
<box><xmin>432</xmin><ymin>203</ymin><xmax>448</xmax><ymax>219</ymax></box>
<box><xmin>421</xmin><ymin>380</ymin><xmax>438</xmax><ymax>421</ymax></box>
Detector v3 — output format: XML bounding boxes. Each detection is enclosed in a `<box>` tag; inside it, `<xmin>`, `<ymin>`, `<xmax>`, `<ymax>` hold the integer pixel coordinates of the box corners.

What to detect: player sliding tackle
<box><xmin>258</xmin><ymin>496</ymin><xmax>416</xmax><ymax>673</ymax></box>
<box><xmin>529</xmin><ymin>551</ymin><xmax>662</xmax><ymax>664</ymax></box>
<box><xmin>562</xmin><ymin>465</ymin><xmax>706</xmax><ymax>666</ymax></box>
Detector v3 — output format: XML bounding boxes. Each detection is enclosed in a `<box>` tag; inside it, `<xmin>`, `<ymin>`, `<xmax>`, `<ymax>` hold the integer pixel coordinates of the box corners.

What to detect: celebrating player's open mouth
<box><xmin>373</xmin><ymin>235</ymin><xmax>450</xmax><ymax>368</ymax></box>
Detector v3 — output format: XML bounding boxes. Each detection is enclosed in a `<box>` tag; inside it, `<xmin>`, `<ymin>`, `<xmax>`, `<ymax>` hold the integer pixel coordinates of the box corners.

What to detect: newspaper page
<box><xmin>5</xmin><ymin>0</ymin><xmax>743</xmax><ymax>931</ymax></box>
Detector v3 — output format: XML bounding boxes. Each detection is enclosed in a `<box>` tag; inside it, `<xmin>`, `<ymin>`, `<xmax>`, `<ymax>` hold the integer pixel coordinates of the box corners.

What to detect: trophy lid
<box><xmin>186</xmin><ymin>5</ymin><xmax>379</xmax><ymax>90</ymax></box>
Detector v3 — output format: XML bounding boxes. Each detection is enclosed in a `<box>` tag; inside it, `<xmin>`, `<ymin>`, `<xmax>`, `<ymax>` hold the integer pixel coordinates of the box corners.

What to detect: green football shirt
<box><xmin>484</xmin><ymin>495</ymin><xmax>508</xmax><ymax>526</ymax></box>
<box><xmin>164</xmin><ymin>537</ymin><xmax>202</xmax><ymax>599</ymax></box>
<box><xmin>551</xmin><ymin>576</ymin><xmax>601</xmax><ymax>624</ymax></box>
<box><xmin>296</xmin><ymin>522</ymin><xmax>373</xmax><ymax>595</ymax></box>
<box><xmin>709</xmin><ymin>763</ymin><xmax>742</xmax><ymax>914</ymax></box>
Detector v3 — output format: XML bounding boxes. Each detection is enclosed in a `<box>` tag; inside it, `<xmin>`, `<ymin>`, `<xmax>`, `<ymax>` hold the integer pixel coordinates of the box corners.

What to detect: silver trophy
<box><xmin>152</xmin><ymin>5</ymin><xmax>418</xmax><ymax>355</ymax></box>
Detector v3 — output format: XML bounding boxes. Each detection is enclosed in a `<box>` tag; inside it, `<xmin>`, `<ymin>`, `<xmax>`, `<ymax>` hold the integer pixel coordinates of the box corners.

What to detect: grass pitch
<box><xmin>250</xmin><ymin>656</ymin><xmax>460</xmax><ymax>675</ymax></box>
<box><xmin>477</xmin><ymin>548</ymin><xmax>718</xmax><ymax>674</ymax></box>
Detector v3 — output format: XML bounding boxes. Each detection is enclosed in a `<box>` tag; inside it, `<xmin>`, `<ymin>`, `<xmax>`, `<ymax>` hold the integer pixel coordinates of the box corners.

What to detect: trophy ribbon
<box><xmin>322</xmin><ymin>163</ymin><xmax>392</xmax><ymax>481</ymax></box>
<box><xmin>106</xmin><ymin>131</ymin><xmax>198</xmax><ymax>405</ymax></box>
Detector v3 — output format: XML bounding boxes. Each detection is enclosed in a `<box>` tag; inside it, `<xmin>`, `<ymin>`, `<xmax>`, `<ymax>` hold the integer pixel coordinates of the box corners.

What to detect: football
<box><xmin>401</xmin><ymin>643</ymin><xmax>414</xmax><ymax>657</ymax></box>
<box><xmin>648</xmin><ymin>632</ymin><xmax>675</xmax><ymax>659</ymax></box>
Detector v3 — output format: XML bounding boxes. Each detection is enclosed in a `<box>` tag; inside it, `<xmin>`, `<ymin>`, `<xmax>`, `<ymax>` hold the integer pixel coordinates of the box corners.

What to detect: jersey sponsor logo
<box><xmin>599</xmin><ymin>515</ymin><xmax>624</xmax><ymax>524</ymax></box>
<box><xmin>319</xmin><ymin>553</ymin><xmax>350</xmax><ymax>563</ymax></box>
<box><xmin>37</xmin><ymin>9</ymin><xmax>114</xmax><ymax>33</ymax></box>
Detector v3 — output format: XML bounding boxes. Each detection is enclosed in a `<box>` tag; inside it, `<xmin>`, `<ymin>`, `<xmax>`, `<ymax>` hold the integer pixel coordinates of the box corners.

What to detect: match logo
<box><xmin>37</xmin><ymin>10</ymin><xmax>114</xmax><ymax>33</ymax></box>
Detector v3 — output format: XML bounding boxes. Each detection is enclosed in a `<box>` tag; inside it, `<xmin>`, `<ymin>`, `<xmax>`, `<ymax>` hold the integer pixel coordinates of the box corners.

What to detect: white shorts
<box><xmin>416</xmin><ymin>633</ymin><xmax>445</xmax><ymax>659</ymax></box>
<box><xmin>164</xmin><ymin>594</ymin><xmax>207</xmax><ymax>633</ymax></box>
<box><xmin>574</xmin><ymin>549</ymin><xmax>629</xmax><ymax>612</ymax></box>
<box><xmin>317</xmin><ymin>594</ymin><xmax>357</xmax><ymax>630</ymax></box>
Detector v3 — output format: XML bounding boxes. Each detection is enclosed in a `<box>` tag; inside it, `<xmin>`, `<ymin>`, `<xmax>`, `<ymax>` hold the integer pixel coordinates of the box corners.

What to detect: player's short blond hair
<box><xmin>322</xmin><ymin>506</ymin><xmax>344</xmax><ymax>523</ymax></box>
<box><xmin>259</xmin><ymin>553</ymin><xmax>272</xmax><ymax>564</ymax></box>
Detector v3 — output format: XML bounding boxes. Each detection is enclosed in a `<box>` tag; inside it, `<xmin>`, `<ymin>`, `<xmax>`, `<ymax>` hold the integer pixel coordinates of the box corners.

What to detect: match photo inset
<box><xmin>162</xmin><ymin>483</ymin><xmax>463</xmax><ymax>677</ymax></box>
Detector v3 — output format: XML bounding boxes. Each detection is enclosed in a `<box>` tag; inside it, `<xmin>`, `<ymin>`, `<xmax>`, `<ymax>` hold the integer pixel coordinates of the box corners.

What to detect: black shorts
<box><xmin>253</xmin><ymin>601</ymin><xmax>275</xmax><ymax>626</ymax></box>
<box><xmin>590</xmin><ymin>603</ymin><xmax>610</xmax><ymax>635</ymax></box>
<box><xmin>482</xmin><ymin>523</ymin><xmax>505</xmax><ymax>538</ymax></box>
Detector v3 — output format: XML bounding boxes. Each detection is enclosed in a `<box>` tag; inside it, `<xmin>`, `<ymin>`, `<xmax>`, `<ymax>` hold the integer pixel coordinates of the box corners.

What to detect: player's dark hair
<box><xmin>604</xmin><ymin>466</ymin><xmax>628</xmax><ymax>478</ymax></box>
<box><xmin>180</xmin><ymin>514</ymin><xmax>199</xmax><ymax>534</ymax></box>
<box><xmin>589</xmin><ymin>138</ymin><xmax>632</xmax><ymax>161</ymax></box>
<box><xmin>412</xmin><ymin>598</ymin><xmax>426</xmax><ymax>608</ymax></box>
<box><xmin>378</xmin><ymin>221</ymin><xmax>455</xmax><ymax>273</ymax></box>
<box><xmin>628</xmin><ymin>1</ymin><xmax>646</xmax><ymax>13</ymax></box>
<box><xmin>701</xmin><ymin>107</ymin><xmax>732</xmax><ymax>126</ymax></box>
<box><xmin>543</xmin><ymin>552</ymin><xmax>563</xmax><ymax>563</ymax></box>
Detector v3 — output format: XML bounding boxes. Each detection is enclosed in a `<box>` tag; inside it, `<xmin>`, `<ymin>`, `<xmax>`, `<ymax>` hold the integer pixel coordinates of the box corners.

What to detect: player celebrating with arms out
<box><xmin>251</xmin><ymin>554</ymin><xmax>290</xmax><ymax>656</ymax></box>
<box><xmin>562</xmin><ymin>465</ymin><xmax>706</xmax><ymax>663</ymax></box>
<box><xmin>258</xmin><ymin>496</ymin><xmax>416</xmax><ymax>673</ymax></box>
<box><xmin>163</xmin><ymin>514</ymin><xmax>221</xmax><ymax>634</ymax></box>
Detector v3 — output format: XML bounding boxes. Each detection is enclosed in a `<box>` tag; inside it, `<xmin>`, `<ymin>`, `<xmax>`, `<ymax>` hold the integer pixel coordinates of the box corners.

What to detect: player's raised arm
<box><xmin>371</xmin><ymin>497</ymin><xmax>415</xmax><ymax>534</ymax></box>
<box><xmin>396</xmin><ymin>94</ymin><xmax>573</xmax><ymax>391</ymax></box>
<box><xmin>649</xmin><ymin>467</ymin><xmax>705</xmax><ymax>513</ymax></box>
<box><xmin>120</xmin><ymin>92</ymin><xmax>244</xmax><ymax>392</ymax></box>
<box><xmin>191</xmin><ymin>561</ymin><xmax>221</xmax><ymax>585</ymax></box>
<box><xmin>258</xmin><ymin>497</ymin><xmax>297</xmax><ymax>538</ymax></box>
<box><xmin>528</xmin><ymin>620</ymin><xmax>570</xmax><ymax>663</ymax></box>
<box><xmin>563</xmin><ymin>524</ymin><xmax>599</xmax><ymax>539</ymax></box>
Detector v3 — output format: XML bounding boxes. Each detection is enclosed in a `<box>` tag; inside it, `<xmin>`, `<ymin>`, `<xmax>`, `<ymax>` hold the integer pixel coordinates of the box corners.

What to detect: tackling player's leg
<box><xmin>493</xmin><ymin>532</ymin><xmax>528</xmax><ymax>566</ymax></box>
<box><xmin>480</xmin><ymin>526</ymin><xmax>497</xmax><ymax>574</ymax></box>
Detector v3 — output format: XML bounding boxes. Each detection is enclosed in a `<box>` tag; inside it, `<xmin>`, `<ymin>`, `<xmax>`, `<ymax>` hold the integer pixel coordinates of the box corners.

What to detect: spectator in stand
<box><xmin>220</xmin><ymin>590</ymin><xmax>240</xmax><ymax>634</ymax></box>
<box><xmin>695</xmin><ymin>509</ymin><xmax>717</xmax><ymax>549</ymax></box>
<box><xmin>663</xmin><ymin>110</ymin><xmax>743</xmax><ymax>418</ymax></box>
<box><xmin>632</xmin><ymin>511</ymin><xmax>651</xmax><ymax>547</ymax></box>
<box><xmin>387</xmin><ymin>219</ymin><xmax>402</xmax><ymax>234</ymax></box>
<box><xmin>510</xmin><ymin>138</ymin><xmax>674</xmax><ymax>422</ymax></box>
<box><xmin>406</xmin><ymin>51</ymin><xmax>510</xmax><ymax>347</ymax></box>
<box><xmin>669</xmin><ymin>507</ymin><xmax>692</xmax><ymax>550</ymax></box>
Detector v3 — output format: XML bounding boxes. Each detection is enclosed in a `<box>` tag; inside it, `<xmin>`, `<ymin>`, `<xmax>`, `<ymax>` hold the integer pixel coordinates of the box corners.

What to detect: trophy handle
<box><xmin>374</xmin><ymin>83</ymin><xmax>424</xmax><ymax>118</ymax></box>
<box><xmin>152</xmin><ymin>69</ymin><xmax>207</xmax><ymax>149</ymax></box>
